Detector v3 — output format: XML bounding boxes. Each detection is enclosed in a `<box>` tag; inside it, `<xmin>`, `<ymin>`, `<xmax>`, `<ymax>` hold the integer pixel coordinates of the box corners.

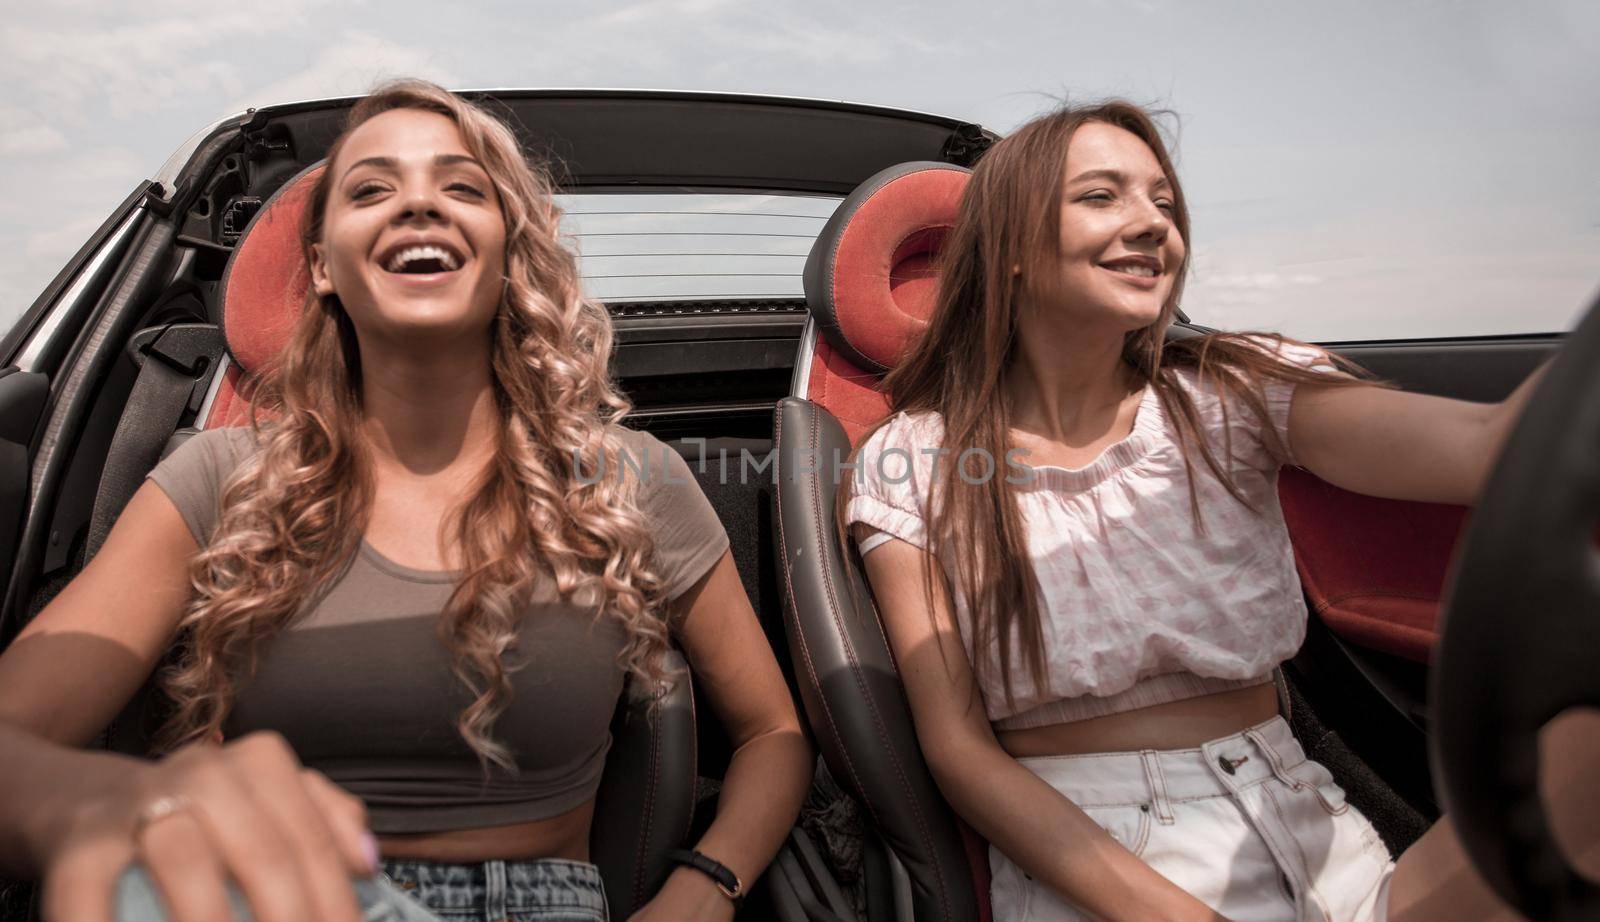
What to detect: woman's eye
<box><xmin>350</xmin><ymin>182</ymin><xmax>386</xmax><ymax>200</ymax></box>
<box><xmin>1155</xmin><ymin>200</ymin><xmax>1176</xmax><ymax>213</ymax></box>
<box><xmin>448</xmin><ymin>183</ymin><xmax>485</xmax><ymax>198</ymax></box>
<box><xmin>1080</xmin><ymin>191</ymin><xmax>1114</xmax><ymax>204</ymax></box>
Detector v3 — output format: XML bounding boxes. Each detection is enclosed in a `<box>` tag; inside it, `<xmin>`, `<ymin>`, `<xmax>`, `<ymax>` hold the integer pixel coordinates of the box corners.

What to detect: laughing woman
<box><xmin>844</xmin><ymin>103</ymin><xmax>1596</xmax><ymax>921</ymax></box>
<box><xmin>0</xmin><ymin>80</ymin><xmax>811</xmax><ymax>922</ymax></box>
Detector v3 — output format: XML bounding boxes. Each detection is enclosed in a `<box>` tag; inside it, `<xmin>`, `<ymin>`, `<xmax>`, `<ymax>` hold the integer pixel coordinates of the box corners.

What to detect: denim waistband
<box><xmin>1013</xmin><ymin>715</ymin><xmax>1314</xmax><ymax>810</ymax></box>
<box><xmin>381</xmin><ymin>856</ymin><xmax>607</xmax><ymax>917</ymax></box>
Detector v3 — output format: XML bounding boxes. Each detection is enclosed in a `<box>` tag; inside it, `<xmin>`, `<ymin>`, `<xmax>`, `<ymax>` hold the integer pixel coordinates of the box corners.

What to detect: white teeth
<box><xmin>385</xmin><ymin>244</ymin><xmax>460</xmax><ymax>272</ymax></box>
<box><xmin>1107</xmin><ymin>263</ymin><xmax>1156</xmax><ymax>278</ymax></box>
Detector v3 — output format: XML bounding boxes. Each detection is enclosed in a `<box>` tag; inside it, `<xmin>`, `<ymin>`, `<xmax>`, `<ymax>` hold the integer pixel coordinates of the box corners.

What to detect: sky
<box><xmin>2</xmin><ymin>0</ymin><xmax>1598</xmax><ymax>343</ymax></box>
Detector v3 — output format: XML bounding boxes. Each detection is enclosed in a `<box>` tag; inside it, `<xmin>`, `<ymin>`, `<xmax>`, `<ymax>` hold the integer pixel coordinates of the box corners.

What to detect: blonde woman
<box><xmin>0</xmin><ymin>81</ymin><xmax>811</xmax><ymax>922</ymax></box>
<box><xmin>844</xmin><ymin>102</ymin><xmax>1595</xmax><ymax>920</ymax></box>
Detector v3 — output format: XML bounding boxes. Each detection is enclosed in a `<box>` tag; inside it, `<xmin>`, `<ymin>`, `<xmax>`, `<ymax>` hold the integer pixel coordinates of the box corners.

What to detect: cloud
<box><xmin>591</xmin><ymin>0</ymin><xmax>740</xmax><ymax>28</ymax></box>
<box><xmin>1188</xmin><ymin>271</ymin><xmax>1324</xmax><ymax>296</ymax></box>
<box><xmin>225</xmin><ymin>33</ymin><xmax>463</xmax><ymax>114</ymax></box>
<box><xmin>3</xmin><ymin>14</ymin><xmax>277</xmax><ymax>117</ymax></box>
<box><xmin>20</xmin><ymin>214</ymin><xmax>108</xmax><ymax>265</ymax></box>
<box><xmin>0</xmin><ymin>145</ymin><xmax>152</xmax><ymax>326</ymax></box>
<box><xmin>1184</xmin><ymin>200</ymin><xmax>1600</xmax><ymax>341</ymax></box>
<box><xmin>536</xmin><ymin>0</ymin><xmax>959</xmax><ymax>83</ymax></box>
<box><xmin>0</xmin><ymin>104</ymin><xmax>68</xmax><ymax>157</ymax></box>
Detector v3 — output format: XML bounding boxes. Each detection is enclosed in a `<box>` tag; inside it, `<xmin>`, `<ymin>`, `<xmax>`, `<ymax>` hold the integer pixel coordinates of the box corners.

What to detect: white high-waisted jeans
<box><xmin>989</xmin><ymin>716</ymin><xmax>1395</xmax><ymax>921</ymax></box>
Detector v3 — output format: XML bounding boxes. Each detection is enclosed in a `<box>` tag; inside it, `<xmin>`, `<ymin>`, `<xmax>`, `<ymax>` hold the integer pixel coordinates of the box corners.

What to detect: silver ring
<box><xmin>132</xmin><ymin>794</ymin><xmax>193</xmax><ymax>837</ymax></box>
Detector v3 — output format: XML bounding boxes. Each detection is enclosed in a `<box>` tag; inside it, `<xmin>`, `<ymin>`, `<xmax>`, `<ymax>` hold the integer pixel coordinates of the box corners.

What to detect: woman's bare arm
<box><xmin>631</xmin><ymin>550</ymin><xmax>813</xmax><ymax>921</ymax></box>
<box><xmin>855</xmin><ymin>524</ymin><xmax>1226</xmax><ymax>922</ymax></box>
<box><xmin>0</xmin><ymin>481</ymin><xmax>372</xmax><ymax>922</ymax></box>
<box><xmin>0</xmin><ymin>481</ymin><xmax>197</xmax><ymax>748</ymax></box>
<box><xmin>1288</xmin><ymin>363</ymin><xmax>1547</xmax><ymax>505</ymax></box>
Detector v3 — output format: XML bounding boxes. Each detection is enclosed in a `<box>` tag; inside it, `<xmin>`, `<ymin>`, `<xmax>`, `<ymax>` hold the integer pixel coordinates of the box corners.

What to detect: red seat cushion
<box><xmin>206</xmin><ymin>163</ymin><xmax>325</xmax><ymax>428</ymax></box>
<box><xmin>803</xmin><ymin>162</ymin><xmax>969</xmax><ymax>443</ymax></box>
<box><xmin>1278</xmin><ymin>467</ymin><xmax>1467</xmax><ymax>663</ymax></box>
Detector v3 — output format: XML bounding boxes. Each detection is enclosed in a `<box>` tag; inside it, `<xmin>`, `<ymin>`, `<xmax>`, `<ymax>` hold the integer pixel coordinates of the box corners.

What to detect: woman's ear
<box><xmin>308</xmin><ymin>243</ymin><xmax>335</xmax><ymax>297</ymax></box>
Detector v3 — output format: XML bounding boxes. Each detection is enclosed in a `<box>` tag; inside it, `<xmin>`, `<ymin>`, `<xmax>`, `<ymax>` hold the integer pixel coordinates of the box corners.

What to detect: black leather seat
<box><xmin>774</xmin><ymin>162</ymin><xmax>991</xmax><ymax>921</ymax></box>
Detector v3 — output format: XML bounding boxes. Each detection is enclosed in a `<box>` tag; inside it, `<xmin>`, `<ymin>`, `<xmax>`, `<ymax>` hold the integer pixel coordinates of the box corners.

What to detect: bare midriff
<box><xmin>376</xmin><ymin>798</ymin><xmax>595</xmax><ymax>863</ymax></box>
<box><xmin>996</xmin><ymin>682</ymin><xmax>1282</xmax><ymax>758</ymax></box>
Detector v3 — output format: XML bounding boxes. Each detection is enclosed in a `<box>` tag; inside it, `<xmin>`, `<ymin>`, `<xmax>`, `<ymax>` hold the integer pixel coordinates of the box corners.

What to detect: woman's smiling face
<box><xmin>309</xmin><ymin>107</ymin><xmax>507</xmax><ymax>347</ymax></box>
<box><xmin>1045</xmin><ymin>120</ymin><xmax>1185</xmax><ymax>333</ymax></box>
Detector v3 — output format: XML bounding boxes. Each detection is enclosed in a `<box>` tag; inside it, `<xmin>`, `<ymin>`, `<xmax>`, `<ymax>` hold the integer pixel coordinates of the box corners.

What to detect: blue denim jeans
<box><xmin>380</xmin><ymin>858</ymin><xmax>608</xmax><ymax>921</ymax></box>
<box><xmin>115</xmin><ymin>857</ymin><xmax>608</xmax><ymax>922</ymax></box>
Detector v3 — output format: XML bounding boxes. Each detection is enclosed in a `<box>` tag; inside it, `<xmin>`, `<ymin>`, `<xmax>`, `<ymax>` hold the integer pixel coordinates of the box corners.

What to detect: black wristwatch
<box><xmin>666</xmin><ymin>848</ymin><xmax>745</xmax><ymax>906</ymax></box>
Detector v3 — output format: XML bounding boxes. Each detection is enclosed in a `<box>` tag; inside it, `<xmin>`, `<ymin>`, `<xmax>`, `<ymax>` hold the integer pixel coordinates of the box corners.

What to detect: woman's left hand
<box><xmin>626</xmin><ymin>867</ymin><xmax>737</xmax><ymax>922</ymax></box>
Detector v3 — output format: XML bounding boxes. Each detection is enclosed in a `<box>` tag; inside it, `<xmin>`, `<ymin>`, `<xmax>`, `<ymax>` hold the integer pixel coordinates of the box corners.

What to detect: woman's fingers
<box><xmin>134</xmin><ymin>810</ymin><xmax>232</xmax><ymax>922</ymax></box>
<box><xmin>41</xmin><ymin>828</ymin><xmax>128</xmax><ymax>922</ymax></box>
<box><xmin>300</xmin><ymin>767</ymin><xmax>378</xmax><ymax>876</ymax></box>
<box><xmin>160</xmin><ymin>754</ymin><xmax>314</xmax><ymax>922</ymax></box>
<box><xmin>41</xmin><ymin>731</ymin><xmax>373</xmax><ymax>922</ymax></box>
<box><xmin>218</xmin><ymin>741</ymin><xmax>367</xmax><ymax>921</ymax></box>
<box><xmin>187</xmin><ymin>732</ymin><xmax>364</xmax><ymax>922</ymax></box>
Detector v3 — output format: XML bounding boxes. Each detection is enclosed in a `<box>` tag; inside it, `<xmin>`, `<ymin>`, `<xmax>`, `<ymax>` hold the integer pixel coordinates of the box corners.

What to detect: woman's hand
<box><xmin>41</xmin><ymin>731</ymin><xmax>376</xmax><ymax>922</ymax></box>
<box><xmin>626</xmin><ymin>867</ymin><xmax>737</xmax><ymax>922</ymax></box>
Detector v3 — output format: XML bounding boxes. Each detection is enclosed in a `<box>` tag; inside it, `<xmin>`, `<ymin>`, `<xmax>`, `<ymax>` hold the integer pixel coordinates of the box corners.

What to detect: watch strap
<box><xmin>666</xmin><ymin>848</ymin><xmax>744</xmax><ymax>905</ymax></box>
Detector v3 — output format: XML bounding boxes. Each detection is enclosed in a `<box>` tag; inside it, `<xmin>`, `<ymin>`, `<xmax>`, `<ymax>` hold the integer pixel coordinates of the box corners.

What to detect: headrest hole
<box><xmin>802</xmin><ymin>162</ymin><xmax>969</xmax><ymax>374</ymax></box>
<box><xmin>218</xmin><ymin>162</ymin><xmax>327</xmax><ymax>375</ymax></box>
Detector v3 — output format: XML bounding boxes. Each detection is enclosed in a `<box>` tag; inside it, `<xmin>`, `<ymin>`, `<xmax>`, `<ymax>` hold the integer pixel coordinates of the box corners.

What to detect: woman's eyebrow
<box><xmin>1067</xmin><ymin>168</ymin><xmax>1170</xmax><ymax>190</ymax></box>
<box><xmin>342</xmin><ymin>153</ymin><xmax>485</xmax><ymax>180</ymax></box>
<box><xmin>342</xmin><ymin>155</ymin><xmax>398</xmax><ymax>180</ymax></box>
<box><xmin>1066</xmin><ymin>168</ymin><xmax>1126</xmax><ymax>186</ymax></box>
<box><xmin>434</xmin><ymin>153</ymin><xmax>485</xmax><ymax>170</ymax></box>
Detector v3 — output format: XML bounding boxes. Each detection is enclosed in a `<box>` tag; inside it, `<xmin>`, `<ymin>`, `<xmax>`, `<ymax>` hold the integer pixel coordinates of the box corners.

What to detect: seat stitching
<box><xmin>630</xmin><ymin>702</ymin><xmax>661</xmax><ymax>908</ymax></box>
<box><xmin>1315</xmin><ymin>590</ymin><xmax>1444</xmax><ymax>608</ymax></box>
<box><xmin>774</xmin><ymin>406</ymin><xmax>880</xmax><ymax>830</ymax></box>
<box><xmin>803</xmin><ymin>405</ymin><xmax>954</xmax><ymax>920</ymax></box>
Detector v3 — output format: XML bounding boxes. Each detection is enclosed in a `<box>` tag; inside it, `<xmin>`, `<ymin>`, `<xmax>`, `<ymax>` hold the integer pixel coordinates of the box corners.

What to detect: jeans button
<box><xmin>1218</xmin><ymin>755</ymin><xmax>1237</xmax><ymax>775</ymax></box>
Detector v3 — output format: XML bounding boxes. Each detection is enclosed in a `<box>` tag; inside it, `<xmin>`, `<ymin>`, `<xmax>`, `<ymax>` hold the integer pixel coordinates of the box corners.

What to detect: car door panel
<box><xmin>0</xmin><ymin>370</ymin><xmax>48</xmax><ymax>633</ymax></box>
<box><xmin>1281</xmin><ymin>335</ymin><xmax>1559</xmax><ymax>818</ymax></box>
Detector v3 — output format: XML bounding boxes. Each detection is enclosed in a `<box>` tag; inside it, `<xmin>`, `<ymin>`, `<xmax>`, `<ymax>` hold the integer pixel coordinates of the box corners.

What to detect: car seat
<box><xmin>773</xmin><ymin>161</ymin><xmax>989</xmax><ymax>922</ymax></box>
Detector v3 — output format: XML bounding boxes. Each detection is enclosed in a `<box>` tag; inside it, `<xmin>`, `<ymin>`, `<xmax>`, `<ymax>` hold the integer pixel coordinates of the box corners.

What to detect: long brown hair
<box><xmin>159</xmin><ymin>81</ymin><xmax>671</xmax><ymax>768</ymax></box>
<box><xmin>848</xmin><ymin>102</ymin><xmax>1369</xmax><ymax>705</ymax></box>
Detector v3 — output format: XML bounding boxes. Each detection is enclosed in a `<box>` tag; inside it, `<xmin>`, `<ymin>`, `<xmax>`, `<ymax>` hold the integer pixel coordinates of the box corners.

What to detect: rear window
<box><xmin>555</xmin><ymin>192</ymin><xmax>839</xmax><ymax>302</ymax></box>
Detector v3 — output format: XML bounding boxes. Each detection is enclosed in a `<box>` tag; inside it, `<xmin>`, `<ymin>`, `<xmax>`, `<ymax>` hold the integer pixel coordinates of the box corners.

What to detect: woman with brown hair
<box><xmin>844</xmin><ymin>102</ymin><xmax>1595</xmax><ymax>920</ymax></box>
<box><xmin>0</xmin><ymin>80</ymin><xmax>811</xmax><ymax>922</ymax></box>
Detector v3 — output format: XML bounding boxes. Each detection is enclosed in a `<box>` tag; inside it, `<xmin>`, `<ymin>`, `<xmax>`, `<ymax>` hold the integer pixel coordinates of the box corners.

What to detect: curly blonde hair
<box><xmin>158</xmin><ymin>80</ymin><xmax>671</xmax><ymax>769</ymax></box>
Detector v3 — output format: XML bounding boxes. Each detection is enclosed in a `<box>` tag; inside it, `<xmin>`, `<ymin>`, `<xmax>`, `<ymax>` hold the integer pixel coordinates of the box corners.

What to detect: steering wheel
<box><xmin>1432</xmin><ymin>291</ymin><xmax>1600</xmax><ymax>920</ymax></box>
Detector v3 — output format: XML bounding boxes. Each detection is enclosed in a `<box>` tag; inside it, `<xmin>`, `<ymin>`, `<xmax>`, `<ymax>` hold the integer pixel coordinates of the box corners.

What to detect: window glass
<box><xmin>555</xmin><ymin>192</ymin><xmax>838</xmax><ymax>302</ymax></box>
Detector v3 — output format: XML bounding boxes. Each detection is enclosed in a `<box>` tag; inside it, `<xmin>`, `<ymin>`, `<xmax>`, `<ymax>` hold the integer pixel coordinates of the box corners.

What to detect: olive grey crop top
<box><xmin>146</xmin><ymin>426</ymin><xmax>729</xmax><ymax>834</ymax></box>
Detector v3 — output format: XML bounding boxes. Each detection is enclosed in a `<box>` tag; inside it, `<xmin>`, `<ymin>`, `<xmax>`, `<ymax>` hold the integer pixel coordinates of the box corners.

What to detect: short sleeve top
<box><xmin>146</xmin><ymin>424</ymin><xmax>729</xmax><ymax>833</ymax></box>
<box><xmin>845</xmin><ymin>340</ymin><xmax>1333</xmax><ymax>729</ymax></box>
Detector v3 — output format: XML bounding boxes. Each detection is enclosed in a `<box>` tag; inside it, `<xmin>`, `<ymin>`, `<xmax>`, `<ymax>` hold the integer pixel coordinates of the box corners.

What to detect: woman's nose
<box><xmin>1127</xmin><ymin>200</ymin><xmax>1169</xmax><ymax>242</ymax></box>
<box><xmin>394</xmin><ymin>184</ymin><xmax>444</xmax><ymax>224</ymax></box>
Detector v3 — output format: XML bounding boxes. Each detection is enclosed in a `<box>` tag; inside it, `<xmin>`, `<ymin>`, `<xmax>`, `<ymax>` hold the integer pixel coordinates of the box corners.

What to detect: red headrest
<box><xmin>219</xmin><ymin>162</ymin><xmax>326</xmax><ymax>375</ymax></box>
<box><xmin>802</xmin><ymin>162</ymin><xmax>970</xmax><ymax>374</ymax></box>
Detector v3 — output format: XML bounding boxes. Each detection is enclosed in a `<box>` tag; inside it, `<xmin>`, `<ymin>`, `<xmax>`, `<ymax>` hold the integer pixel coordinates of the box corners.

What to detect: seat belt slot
<box><xmin>87</xmin><ymin>323</ymin><xmax>227</xmax><ymax>562</ymax></box>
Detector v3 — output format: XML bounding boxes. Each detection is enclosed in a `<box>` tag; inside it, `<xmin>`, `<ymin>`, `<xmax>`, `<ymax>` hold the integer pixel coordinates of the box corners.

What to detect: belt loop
<box><xmin>1244</xmin><ymin>728</ymin><xmax>1299</xmax><ymax>788</ymax></box>
<box><xmin>485</xmin><ymin>858</ymin><xmax>508</xmax><ymax>922</ymax></box>
<box><xmin>1139</xmin><ymin>750</ymin><xmax>1177</xmax><ymax>825</ymax></box>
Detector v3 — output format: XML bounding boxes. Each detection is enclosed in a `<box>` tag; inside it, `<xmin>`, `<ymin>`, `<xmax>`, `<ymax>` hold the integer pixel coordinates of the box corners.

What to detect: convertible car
<box><xmin>0</xmin><ymin>90</ymin><xmax>1592</xmax><ymax>920</ymax></box>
